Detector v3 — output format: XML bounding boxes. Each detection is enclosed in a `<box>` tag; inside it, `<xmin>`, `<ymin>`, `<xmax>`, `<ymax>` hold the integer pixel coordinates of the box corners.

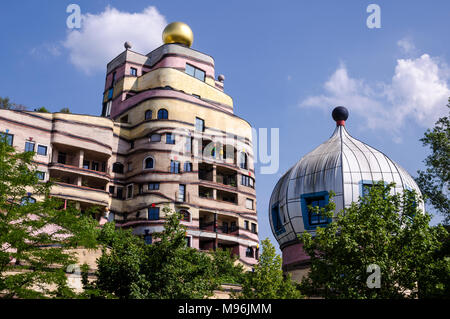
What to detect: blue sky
<box><xmin>1</xmin><ymin>1</ymin><xmax>449</xmax><ymax>251</ymax></box>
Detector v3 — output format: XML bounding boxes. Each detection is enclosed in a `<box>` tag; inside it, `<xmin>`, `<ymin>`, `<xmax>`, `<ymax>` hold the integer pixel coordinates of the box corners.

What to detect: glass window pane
<box><xmin>185</xmin><ymin>64</ymin><xmax>195</xmax><ymax>76</ymax></box>
<box><xmin>195</xmin><ymin>68</ymin><xmax>206</xmax><ymax>81</ymax></box>
<box><xmin>37</xmin><ymin>145</ymin><xmax>47</xmax><ymax>156</ymax></box>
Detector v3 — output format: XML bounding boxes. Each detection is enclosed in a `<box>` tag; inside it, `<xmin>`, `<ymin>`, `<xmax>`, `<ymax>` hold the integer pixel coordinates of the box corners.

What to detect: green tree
<box><xmin>59</xmin><ymin>108</ymin><xmax>71</xmax><ymax>114</ymax></box>
<box><xmin>211</xmin><ymin>248</ymin><xmax>244</xmax><ymax>285</ymax></box>
<box><xmin>299</xmin><ymin>182</ymin><xmax>449</xmax><ymax>299</ymax></box>
<box><xmin>0</xmin><ymin>97</ymin><xmax>12</xmax><ymax>110</ymax></box>
<box><xmin>416</xmin><ymin>98</ymin><xmax>450</xmax><ymax>224</ymax></box>
<box><xmin>239</xmin><ymin>238</ymin><xmax>302</xmax><ymax>299</ymax></box>
<box><xmin>94</xmin><ymin>207</ymin><xmax>225</xmax><ymax>299</ymax></box>
<box><xmin>35</xmin><ymin>107</ymin><xmax>50</xmax><ymax>113</ymax></box>
<box><xmin>0</xmin><ymin>136</ymin><xmax>99</xmax><ymax>298</ymax></box>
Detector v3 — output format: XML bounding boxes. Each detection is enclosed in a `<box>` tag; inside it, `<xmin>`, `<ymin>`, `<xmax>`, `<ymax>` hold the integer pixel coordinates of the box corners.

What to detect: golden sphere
<box><xmin>162</xmin><ymin>22</ymin><xmax>194</xmax><ymax>47</ymax></box>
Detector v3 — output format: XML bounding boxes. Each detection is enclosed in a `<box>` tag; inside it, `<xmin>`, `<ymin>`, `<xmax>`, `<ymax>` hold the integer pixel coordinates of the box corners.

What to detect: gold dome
<box><xmin>162</xmin><ymin>22</ymin><xmax>194</xmax><ymax>47</ymax></box>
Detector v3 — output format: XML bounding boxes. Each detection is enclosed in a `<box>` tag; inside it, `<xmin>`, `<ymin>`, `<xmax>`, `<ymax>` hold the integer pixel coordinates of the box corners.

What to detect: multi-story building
<box><xmin>0</xmin><ymin>22</ymin><xmax>259</xmax><ymax>269</ymax></box>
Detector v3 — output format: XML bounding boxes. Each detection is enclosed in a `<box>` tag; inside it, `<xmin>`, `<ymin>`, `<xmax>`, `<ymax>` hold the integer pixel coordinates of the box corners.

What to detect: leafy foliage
<box><xmin>299</xmin><ymin>182</ymin><xmax>449</xmax><ymax>299</ymax></box>
<box><xmin>94</xmin><ymin>207</ymin><xmax>224</xmax><ymax>299</ymax></box>
<box><xmin>239</xmin><ymin>238</ymin><xmax>302</xmax><ymax>299</ymax></box>
<box><xmin>35</xmin><ymin>107</ymin><xmax>50</xmax><ymax>113</ymax></box>
<box><xmin>416</xmin><ymin>98</ymin><xmax>450</xmax><ymax>224</ymax></box>
<box><xmin>59</xmin><ymin>108</ymin><xmax>71</xmax><ymax>114</ymax></box>
<box><xmin>0</xmin><ymin>137</ymin><xmax>99</xmax><ymax>298</ymax></box>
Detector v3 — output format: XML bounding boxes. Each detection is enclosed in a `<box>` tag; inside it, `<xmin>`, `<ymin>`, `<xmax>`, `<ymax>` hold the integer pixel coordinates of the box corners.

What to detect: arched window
<box><xmin>157</xmin><ymin>109</ymin><xmax>168</xmax><ymax>120</ymax></box>
<box><xmin>145</xmin><ymin>110</ymin><xmax>152</xmax><ymax>120</ymax></box>
<box><xmin>20</xmin><ymin>197</ymin><xmax>36</xmax><ymax>206</ymax></box>
<box><xmin>112</xmin><ymin>162</ymin><xmax>124</xmax><ymax>174</ymax></box>
<box><xmin>179</xmin><ymin>210</ymin><xmax>190</xmax><ymax>222</ymax></box>
<box><xmin>143</xmin><ymin>156</ymin><xmax>154</xmax><ymax>170</ymax></box>
<box><xmin>246</xmin><ymin>247</ymin><xmax>254</xmax><ymax>258</ymax></box>
<box><xmin>239</xmin><ymin>152</ymin><xmax>248</xmax><ymax>169</ymax></box>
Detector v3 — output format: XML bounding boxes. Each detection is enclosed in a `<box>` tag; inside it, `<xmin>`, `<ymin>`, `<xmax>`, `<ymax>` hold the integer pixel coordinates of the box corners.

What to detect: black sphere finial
<box><xmin>332</xmin><ymin>106</ymin><xmax>349</xmax><ymax>124</ymax></box>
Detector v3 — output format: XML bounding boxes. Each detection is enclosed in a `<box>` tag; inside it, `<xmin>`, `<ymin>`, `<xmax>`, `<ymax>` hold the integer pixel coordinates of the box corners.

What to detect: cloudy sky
<box><xmin>1</xmin><ymin>0</ymin><xmax>449</xmax><ymax>250</ymax></box>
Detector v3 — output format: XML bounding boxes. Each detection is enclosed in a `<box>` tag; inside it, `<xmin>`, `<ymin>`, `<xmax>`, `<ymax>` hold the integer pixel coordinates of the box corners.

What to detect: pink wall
<box><xmin>282</xmin><ymin>243</ymin><xmax>310</xmax><ymax>268</ymax></box>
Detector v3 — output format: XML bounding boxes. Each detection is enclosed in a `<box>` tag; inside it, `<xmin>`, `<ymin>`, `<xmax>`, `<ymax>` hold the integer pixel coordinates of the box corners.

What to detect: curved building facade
<box><xmin>269</xmin><ymin>107</ymin><xmax>423</xmax><ymax>280</ymax></box>
<box><xmin>0</xmin><ymin>23</ymin><xmax>259</xmax><ymax>268</ymax></box>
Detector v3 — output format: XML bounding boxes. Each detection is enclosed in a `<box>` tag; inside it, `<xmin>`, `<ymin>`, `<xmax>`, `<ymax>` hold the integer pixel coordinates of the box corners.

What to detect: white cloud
<box><xmin>300</xmin><ymin>53</ymin><xmax>450</xmax><ymax>138</ymax></box>
<box><xmin>63</xmin><ymin>6</ymin><xmax>167</xmax><ymax>74</ymax></box>
<box><xmin>30</xmin><ymin>43</ymin><xmax>62</xmax><ymax>59</ymax></box>
<box><xmin>397</xmin><ymin>37</ymin><xmax>416</xmax><ymax>55</ymax></box>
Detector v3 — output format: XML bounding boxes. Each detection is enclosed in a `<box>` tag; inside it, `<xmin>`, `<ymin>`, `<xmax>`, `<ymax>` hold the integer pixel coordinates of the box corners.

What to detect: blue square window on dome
<box><xmin>301</xmin><ymin>191</ymin><xmax>331</xmax><ymax>231</ymax></box>
<box><xmin>271</xmin><ymin>202</ymin><xmax>285</xmax><ymax>236</ymax></box>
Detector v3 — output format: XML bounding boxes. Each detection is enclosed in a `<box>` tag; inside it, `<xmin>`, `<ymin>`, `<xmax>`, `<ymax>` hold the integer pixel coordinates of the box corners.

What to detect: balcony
<box><xmin>216</xmin><ymin>189</ymin><xmax>238</xmax><ymax>205</ymax></box>
<box><xmin>216</xmin><ymin>166</ymin><xmax>237</xmax><ymax>188</ymax></box>
<box><xmin>50</xmin><ymin>182</ymin><xmax>109</xmax><ymax>207</ymax></box>
<box><xmin>198</xmin><ymin>163</ymin><xmax>213</xmax><ymax>182</ymax></box>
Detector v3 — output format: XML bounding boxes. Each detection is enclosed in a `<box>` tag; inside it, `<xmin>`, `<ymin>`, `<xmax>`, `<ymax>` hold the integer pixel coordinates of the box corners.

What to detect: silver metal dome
<box><xmin>269</xmin><ymin>108</ymin><xmax>423</xmax><ymax>248</ymax></box>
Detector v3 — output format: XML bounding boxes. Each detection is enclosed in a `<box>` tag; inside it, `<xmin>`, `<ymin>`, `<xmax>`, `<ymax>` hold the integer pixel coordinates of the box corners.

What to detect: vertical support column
<box><xmin>78</xmin><ymin>149</ymin><xmax>84</xmax><ymax>168</ymax></box>
<box><xmin>212</xmin><ymin>165</ymin><xmax>217</xmax><ymax>184</ymax></box>
<box><xmin>213</xmin><ymin>212</ymin><xmax>218</xmax><ymax>251</ymax></box>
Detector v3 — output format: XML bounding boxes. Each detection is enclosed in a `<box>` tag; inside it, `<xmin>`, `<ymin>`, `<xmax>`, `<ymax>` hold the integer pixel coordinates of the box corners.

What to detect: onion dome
<box><xmin>269</xmin><ymin>107</ymin><xmax>423</xmax><ymax>249</ymax></box>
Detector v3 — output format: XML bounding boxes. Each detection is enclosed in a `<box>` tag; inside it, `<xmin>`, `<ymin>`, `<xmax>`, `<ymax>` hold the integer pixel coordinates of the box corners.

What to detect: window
<box><xmin>148</xmin><ymin>207</ymin><xmax>160</xmax><ymax>220</ymax></box>
<box><xmin>178</xmin><ymin>184</ymin><xmax>186</xmax><ymax>202</ymax></box>
<box><xmin>144</xmin><ymin>157</ymin><xmax>154</xmax><ymax>169</ymax></box>
<box><xmin>107</xmin><ymin>88</ymin><xmax>113</xmax><ymax>100</ymax></box>
<box><xmin>138</xmin><ymin>184</ymin><xmax>144</xmax><ymax>195</ymax></box>
<box><xmin>180</xmin><ymin>210</ymin><xmax>190</xmax><ymax>222</ymax></box>
<box><xmin>170</xmin><ymin>160</ymin><xmax>180</xmax><ymax>173</ymax></box>
<box><xmin>21</xmin><ymin>197</ymin><xmax>36</xmax><ymax>206</ymax></box>
<box><xmin>83</xmin><ymin>160</ymin><xmax>90</xmax><ymax>170</ymax></box>
<box><xmin>148</xmin><ymin>182</ymin><xmax>160</xmax><ymax>190</ymax></box>
<box><xmin>185</xmin><ymin>63</ymin><xmax>206</xmax><ymax>82</ymax></box>
<box><xmin>246</xmin><ymin>198</ymin><xmax>254</xmax><ymax>210</ymax></box>
<box><xmin>130</xmin><ymin>67</ymin><xmax>137</xmax><ymax>76</ymax></box>
<box><xmin>145</xmin><ymin>110</ymin><xmax>152</xmax><ymax>120</ymax></box>
<box><xmin>185</xmin><ymin>136</ymin><xmax>192</xmax><ymax>153</ymax></box>
<box><xmin>127</xmin><ymin>162</ymin><xmax>133</xmax><ymax>172</ymax></box>
<box><xmin>36</xmin><ymin>171</ymin><xmax>45</xmax><ymax>180</ymax></box>
<box><xmin>108</xmin><ymin>186</ymin><xmax>115</xmax><ymax>194</ymax></box>
<box><xmin>185</xmin><ymin>237</ymin><xmax>191</xmax><ymax>247</ymax></box>
<box><xmin>116</xmin><ymin>187</ymin><xmax>123</xmax><ymax>199</ymax></box>
<box><xmin>300</xmin><ymin>191</ymin><xmax>330</xmax><ymax>230</ymax></box>
<box><xmin>166</xmin><ymin>133</ymin><xmax>175</xmax><ymax>144</ymax></box>
<box><xmin>25</xmin><ymin>141</ymin><xmax>35</xmax><ymax>152</ymax></box>
<box><xmin>57</xmin><ymin>152</ymin><xmax>66</xmax><ymax>164</ymax></box>
<box><xmin>144</xmin><ymin>233</ymin><xmax>152</xmax><ymax>245</ymax></box>
<box><xmin>126</xmin><ymin>184</ymin><xmax>133</xmax><ymax>199</ymax></box>
<box><xmin>130</xmin><ymin>140</ymin><xmax>134</xmax><ymax>149</ymax></box>
<box><xmin>244</xmin><ymin>220</ymin><xmax>249</xmax><ymax>230</ymax></box>
<box><xmin>150</xmin><ymin>134</ymin><xmax>161</xmax><ymax>142</ymax></box>
<box><xmin>120</xmin><ymin>115</ymin><xmax>128</xmax><ymax>123</ymax></box>
<box><xmin>0</xmin><ymin>133</ymin><xmax>13</xmax><ymax>146</ymax></box>
<box><xmin>184</xmin><ymin>162</ymin><xmax>192</xmax><ymax>172</ymax></box>
<box><xmin>107</xmin><ymin>212</ymin><xmax>115</xmax><ymax>222</ymax></box>
<box><xmin>112</xmin><ymin>162</ymin><xmax>124</xmax><ymax>174</ymax></box>
<box><xmin>246</xmin><ymin>247</ymin><xmax>254</xmax><ymax>258</ymax></box>
<box><xmin>92</xmin><ymin>162</ymin><xmax>99</xmax><ymax>171</ymax></box>
<box><xmin>239</xmin><ymin>152</ymin><xmax>248</xmax><ymax>169</ymax></box>
<box><xmin>157</xmin><ymin>109</ymin><xmax>168</xmax><ymax>119</ymax></box>
<box><xmin>112</xmin><ymin>72</ymin><xmax>116</xmax><ymax>84</ymax></box>
<box><xmin>195</xmin><ymin>117</ymin><xmax>205</xmax><ymax>132</ymax></box>
<box><xmin>251</xmin><ymin>223</ymin><xmax>257</xmax><ymax>234</ymax></box>
<box><xmin>271</xmin><ymin>203</ymin><xmax>285</xmax><ymax>235</ymax></box>
<box><xmin>241</xmin><ymin>175</ymin><xmax>255</xmax><ymax>188</ymax></box>
<box><xmin>37</xmin><ymin>145</ymin><xmax>47</xmax><ymax>156</ymax></box>
<box><xmin>105</xmin><ymin>101</ymin><xmax>112</xmax><ymax>117</ymax></box>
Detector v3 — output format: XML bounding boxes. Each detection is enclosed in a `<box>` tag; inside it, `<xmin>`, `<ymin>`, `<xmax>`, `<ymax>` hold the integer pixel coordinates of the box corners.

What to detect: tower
<box><xmin>102</xmin><ymin>22</ymin><xmax>259</xmax><ymax>267</ymax></box>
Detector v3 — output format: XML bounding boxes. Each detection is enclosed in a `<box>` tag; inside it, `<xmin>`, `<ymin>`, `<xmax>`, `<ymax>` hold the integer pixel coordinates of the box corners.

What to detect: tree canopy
<box><xmin>239</xmin><ymin>238</ymin><xmax>302</xmax><ymax>299</ymax></box>
<box><xmin>0</xmin><ymin>136</ymin><xmax>99</xmax><ymax>298</ymax></box>
<box><xmin>416</xmin><ymin>98</ymin><xmax>450</xmax><ymax>224</ymax></box>
<box><xmin>298</xmin><ymin>182</ymin><xmax>449</xmax><ymax>299</ymax></box>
